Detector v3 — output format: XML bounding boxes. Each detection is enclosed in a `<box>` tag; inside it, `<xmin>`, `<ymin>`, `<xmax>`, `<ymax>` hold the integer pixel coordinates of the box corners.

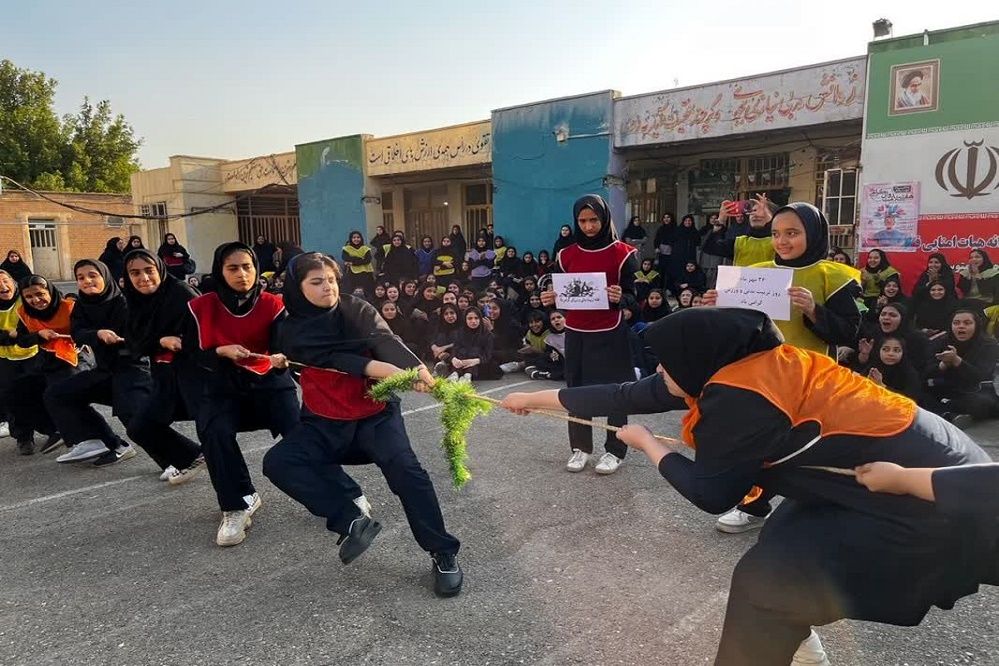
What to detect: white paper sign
<box><xmin>552</xmin><ymin>272</ymin><xmax>609</xmax><ymax>310</ymax></box>
<box><xmin>715</xmin><ymin>266</ymin><xmax>794</xmax><ymax>321</ymax></box>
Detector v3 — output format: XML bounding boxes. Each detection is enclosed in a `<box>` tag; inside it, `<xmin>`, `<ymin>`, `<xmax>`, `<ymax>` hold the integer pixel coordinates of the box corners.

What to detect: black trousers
<box><xmin>197</xmin><ymin>385</ymin><xmax>301</xmax><ymax>511</ymax></box>
<box><xmin>0</xmin><ymin>358</ymin><xmax>39</xmax><ymax>442</ymax></box>
<box><xmin>923</xmin><ymin>384</ymin><xmax>999</xmax><ymax>420</ymax></box>
<box><xmin>44</xmin><ymin>363</ymin><xmax>152</xmax><ymax>451</ymax></box>
<box><xmin>126</xmin><ymin>363</ymin><xmax>202</xmax><ymax>471</ymax></box>
<box><xmin>565</xmin><ymin>325</ymin><xmax>633</xmax><ymax>458</ymax></box>
<box><xmin>263</xmin><ymin>403</ymin><xmax>460</xmax><ymax>555</ymax></box>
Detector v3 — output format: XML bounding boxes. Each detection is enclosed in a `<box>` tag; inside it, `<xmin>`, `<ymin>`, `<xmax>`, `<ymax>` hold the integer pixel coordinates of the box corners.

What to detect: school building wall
<box><xmin>0</xmin><ymin>191</ymin><xmax>137</xmax><ymax>280</ymax></box>
<box><xmin>295</xmin><ymin>135</ymin><xmax>371</xmax><ymax>256</ymax></box>
<box><xmin>491</xmin><ymin>91</ymin><xmax>624</xmax><ymax>258</ymax></box>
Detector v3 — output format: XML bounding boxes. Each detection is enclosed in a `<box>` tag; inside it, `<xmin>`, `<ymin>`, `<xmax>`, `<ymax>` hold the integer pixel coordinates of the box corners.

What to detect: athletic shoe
<box><xmin>431</xmin><ymin>552</ymin><xmax>463</xmax><ymax>598</ymax></box>
<box><xmin>594</xmin><ymin>452</ymin><xmax>623</xmax><ymax>475</ymax></box>
<box><xmin>433</xmin><ymin>361</ymin><xmax>448</xmax><ymax>377</ymax></box>
<box><xmin>337</xmin><ymin>516</ymin><xmax>382</xmax><ymax>564</ymax></box>
<box><xmin>354</xmin><ymin>495</ymin><xmax>372</xmax><ymax>518</ymax></box>
<box><xmin>167</xmin><ymin>455</ymin><xmax>207</xmax><ymax>486</ymax></box>
<box><xmin>216</xmin><ymin>510</ymin><xmax>253</xmax><ymax>547</ymax></box>
<box><xmin>529</xmin><ymin>369</ymin><xmax>551</xmax><ymax>380</ymax></box>
<box><xmin>159</xmin><ymin>466</ymin><xmax>178</xmax><ymax>481</ymax></box>
<box><xmin>523</xmin><ymin>365</ymin><xmax>537</xmax><ymax>376</ymax></box>
<box><xmin>459</xmin><ymin>373</ymin><xmax>472</xmax><ymax>384</ymax></box>
<box><xmin>244</xmin><ymin>492</ymin><xmax>262</xmax><ymax>516</ymax></box>
<box><xmin>39</xmin><ymin>434</ymin><xmax>64</xmax><ymax>455</ymax></box>
<box><xmin>950</xmin><ymin>413</ymin><xmax>974</xmax><ymax>430</ymax></box>
<box><xmin>0</xmin><ymin>421</ymin><xmax>9</xmax><ymax>438</ymax></box>
<box><xmin>446</xmin><ymin>372</ymin><xmax>460</xmax><ymax>381</ymax></box>
<box><xmin>792</xmin><ymin>630</ymin><xmax>830</xmax><ymax>665</ymax></box>
<box><xmin>566</xmin><ymin>449</ymin><xmax>589</xmax><ymax>473</ymax></box>
<box><xmin>499</xmin><ymin>361</ymin><xmax>523</xmax><ymax>374</ymax></box>
<box><xmin>715</xmin><ymin>508</ymin><xmax>766</xmax><ymax>534</ymax></box>
<box><xmin>56</xmin><ymin>439</ymin><xmax>108</xmax><ymax>463</ymax></box>
<box><xmin>92</xmin><ymin>444</ymin><xmax>138</xmax><ymax>467</ymax></box>
<box><xmin>17</xmin><ymin>439</ymin><xmax>34</xmax><ymax>456</ymax></box>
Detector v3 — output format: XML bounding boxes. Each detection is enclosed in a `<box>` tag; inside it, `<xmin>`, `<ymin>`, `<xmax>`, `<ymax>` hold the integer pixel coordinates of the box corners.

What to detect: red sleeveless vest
<box><xmin>557</xmin><ymin>241</ymin><xmax>636</xmax><ymax>332</ymax></box>
<box><xmin>188</xmin><ymin>291</ymin><xmax>284</xmax><ymax>375</ymax></box>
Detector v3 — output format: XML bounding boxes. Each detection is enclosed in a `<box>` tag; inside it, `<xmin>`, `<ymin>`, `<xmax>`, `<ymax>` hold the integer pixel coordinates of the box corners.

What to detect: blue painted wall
<box><xmin>295</xmin><ymin>135</ymin><xmax>366</xmax><ymax>256</ymax></box>
<box><xmin>491</xmin><ymin>91</ymin><xmax>625</xmax><ymax>258</ymax></box>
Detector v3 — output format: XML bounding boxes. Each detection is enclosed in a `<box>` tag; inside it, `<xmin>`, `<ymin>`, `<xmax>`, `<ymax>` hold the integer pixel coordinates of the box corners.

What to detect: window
<box><xmin>140</xmin><ymin>201</ymin><xmax>167</xmax><ymax>218</ymax></box>
<box><xmin>381</xmin><ymin>190</ymin><xmax>395</xmax><ymax>231</ymax></box>
<box><xmin>822</xmin><ymin>169</ymin><xmax>858</xmax><ymax>226</ymax></box>
<box><xmin>463</xmin><ymin>182</ymin><xmax>492</xmax><ymax>236</ymax></box>
<box><xmin>746</xmin><ymin>154</ymin><xmax>788</xmax><ymax>190</ymax></box>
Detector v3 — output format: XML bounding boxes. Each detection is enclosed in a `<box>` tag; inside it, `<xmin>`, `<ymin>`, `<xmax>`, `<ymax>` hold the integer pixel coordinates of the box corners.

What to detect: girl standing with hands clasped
<box><xmin>262</xmin><ymin>253</ymin><xmax>462</xmax><ymax>597</ymax></box>
<box><xmin>541</xmin><ymin>194</ymin><xmax>639</xmax><ymax>475</ymax></box>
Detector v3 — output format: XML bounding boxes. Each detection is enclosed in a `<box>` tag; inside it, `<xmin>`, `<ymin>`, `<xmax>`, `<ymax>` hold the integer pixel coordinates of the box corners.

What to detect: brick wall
<box><xmin>0</xmin><ymin>191</ymin><xmax>139</xmax><ymax>280</ymax></box>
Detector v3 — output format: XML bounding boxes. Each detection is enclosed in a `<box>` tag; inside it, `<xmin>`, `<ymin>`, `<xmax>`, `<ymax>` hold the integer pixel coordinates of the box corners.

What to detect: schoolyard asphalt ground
<box><xmin>1</xmin><ymin>374</ymin><xmax>997</xmax><ymax>666</ymax></box>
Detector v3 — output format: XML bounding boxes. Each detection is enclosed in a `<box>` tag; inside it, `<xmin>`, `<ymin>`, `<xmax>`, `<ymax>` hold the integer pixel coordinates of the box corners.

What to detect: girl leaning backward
<box><xmin>263</xmin><ymin>252</ymin><xmax>463</xmax><ymax>598</ymax></box>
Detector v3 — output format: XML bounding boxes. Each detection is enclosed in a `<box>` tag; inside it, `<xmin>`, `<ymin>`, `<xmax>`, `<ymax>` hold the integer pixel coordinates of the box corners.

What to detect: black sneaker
<box><xmin>17</xmin><ymin>439</ymin><xmax>35</xmax><ymax>456</ymax></box>
<box><xmin>39</xmin><ymin>434</ymin><xmax>63</xmax><ymax>454</ymax></box>
<box><xmin>431</xmin><ymin>552</ymin><xmax>463</xmax><ymax>598</ymax></box>
<box><xmin>92</xmin><ymin>445</ymin><xmax>138</xmax><ymax>467</ymax></box>
<box><xmin>529</xmin><ymin>369</ymin><xmax>551</xmax><ymax>380</ymax></box>
<box><xmin>951</xmin><ymin>413</ymin><xmax>974</xmax><ymax>430</ymax></box>
<box><xmin>337</xmin><ymin>516</ymin><xmax>382</xmax><ymax>565</ymax></box>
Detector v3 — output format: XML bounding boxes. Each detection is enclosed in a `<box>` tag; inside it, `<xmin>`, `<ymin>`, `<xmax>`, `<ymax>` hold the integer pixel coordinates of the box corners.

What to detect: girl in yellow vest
<box><xmin>11</xmin><ymin>275</ymin><xmax>82</xmax><ymax>455</ymax></box>
<box><xmin>501</xmin><ymin>308</ymin><xmax>994</xmax><ymax>666</ymax></box>
<box><xmin>0</xmin><ymin>269</ymin><xmax>41</xmax><ymax>454</ymax></box>
<box><xmin>340</xmin><ymin>231</ymin><xmax>375</xmax><ymax>298</ymax></box>
<box><xmin>861</xmin><ymin>249</ymin><xmax>900</xmax><ymax>307</ymax></box>
<box><xmin>704</xmin><ymin>202</ymin><xmax>862</xmax><ymax>534</ymax></box>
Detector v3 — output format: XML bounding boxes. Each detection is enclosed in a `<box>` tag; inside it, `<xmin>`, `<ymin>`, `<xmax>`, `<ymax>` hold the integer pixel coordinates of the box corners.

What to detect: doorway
<box><xmin>28</xmin><ymin>221</ymin><xmax>60</xmax><ymax>278</ymax></box>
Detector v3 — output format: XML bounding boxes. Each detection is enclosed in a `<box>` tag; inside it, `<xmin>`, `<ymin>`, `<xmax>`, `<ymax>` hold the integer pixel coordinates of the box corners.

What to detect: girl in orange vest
<box><xmin>501</xmin><ymin>308</ymin><xmax>993</xmax><ymax>665</ymax></box>
<box><xmin>11</xmin><ymin>275</ymin><xmax>81</xmax><ymax>454</ymax></box>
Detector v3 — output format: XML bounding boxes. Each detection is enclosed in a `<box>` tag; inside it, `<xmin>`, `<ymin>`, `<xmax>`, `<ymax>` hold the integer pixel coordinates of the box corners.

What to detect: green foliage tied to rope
<box><xmin>368</xmin><ymin>370</ymin><xmax>492</xmax><ymax>489</ymax></box>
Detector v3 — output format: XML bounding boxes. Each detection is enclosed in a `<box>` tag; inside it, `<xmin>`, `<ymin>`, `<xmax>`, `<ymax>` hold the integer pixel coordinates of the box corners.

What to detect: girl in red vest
<box><xmin>502</xmin><ymin>308</ymin><xmax>993</xmax><ymax>665</ymax></box>
<box><xmin>263</xmin><ymin>253</ymin><xmax>462</xmax><ymax>597</ymax></box>
<box><xmin>541</xmin><ymin>194</ymin><xmax>639</xmax><ymax>475</ymax></box>
<box><xmin>186</xmin><ymin>242</ymin><xmax>321</xmax><ymax>548</ymax></box>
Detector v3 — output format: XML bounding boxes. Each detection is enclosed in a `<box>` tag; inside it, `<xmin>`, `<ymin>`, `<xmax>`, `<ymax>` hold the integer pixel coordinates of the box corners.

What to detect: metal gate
<box><xmin>28</xmin><ymin>221</ymin><xmax>60</xmax><ymax>278</ymax></box>
<box><xmin>236</xmin><ymin>187</ymin><xmax>301</xmax><ymax>246</ymax></box>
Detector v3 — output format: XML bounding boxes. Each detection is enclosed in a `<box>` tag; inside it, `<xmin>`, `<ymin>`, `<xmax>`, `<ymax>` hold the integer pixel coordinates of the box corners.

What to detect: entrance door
<box><xmin>28</xmin><ymin>221</ymin><xmax>60</xmax><ymax>278</ymax></box>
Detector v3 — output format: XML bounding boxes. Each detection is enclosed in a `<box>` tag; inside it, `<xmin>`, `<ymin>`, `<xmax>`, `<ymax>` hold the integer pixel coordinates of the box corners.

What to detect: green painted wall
<box><xmin>865</xmin><ymin>22</ymin><xmax>999</xmax><ymax>136</ymax></box>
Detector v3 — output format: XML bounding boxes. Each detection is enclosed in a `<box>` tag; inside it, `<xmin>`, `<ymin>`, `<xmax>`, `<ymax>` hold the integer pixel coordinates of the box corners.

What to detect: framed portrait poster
<box><xmin>888</xmin><ymin>59</ymin><xmax>940</xmax><ymax>115</ymax></box>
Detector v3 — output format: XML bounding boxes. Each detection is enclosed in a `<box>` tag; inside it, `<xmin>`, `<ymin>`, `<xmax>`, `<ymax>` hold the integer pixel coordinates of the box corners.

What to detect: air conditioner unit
<box><xmin>106</xmin><ymin>216</ymin><xmax>125</xmax><ymax>229</ymax></box>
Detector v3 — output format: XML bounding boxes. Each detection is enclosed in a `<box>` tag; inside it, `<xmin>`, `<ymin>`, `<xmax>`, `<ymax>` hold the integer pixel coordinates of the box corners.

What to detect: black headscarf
<box><xmin>126</xmin><ymin>235</ymin><xmax>145</xmax><ymax>250</ymax></box>
<box><xmin>913</xmin><ymin>280</ymin><xmax>960</xmax><ymax>331</ymax></box>
<box><xmin>210</xmin><ymin>242</ymin><xmax>261</xmax><ymax>315</ymax></box>
<box><xmin>772</xmin><ymin>202</ymin><xmax>829</xmax><ymax>268</ymax></box>
<box><xmin>121</xmin><ymin>249</ymin><xmax>198</xmax><ymax>357</ymax></box>
<box><xmin>643</xmin><ymin>308</ymin><xmax>784</xmax><ymax>396</ymax></box>
<box><xmin>553</xmin><ymin>224</ymin><xmax>575</xmax><ymax>256</ymax></box>
<box><xmin>99</xmin><ymin>238</ymin><xmax>125</xmax><ymax>281</ymax></box>
<box><xmin>17</xmin><ymin>275</ymin><xmax>65</xmax><ymax>321</ymax></box>
<box><xmin>0</xmin><ymin>269</ymin><xmax>20</xmax><ymax>312</ymax></box>
<box><xmin>866</xmin><ymin>248</ymin><xmax>892</xmax><ymax>272</ymax></box>
<box><xmin>915</xmin><ymin>253</ymin><xmax>956</xmax><ymax>299</ymax></box>
<box><xmin>572</xmin><ymin>194</ymin><xmax>618</xmax><ymax>251</ymax></box>
<box><xmin>641</xmin><ymin>288</ymin><xmax>671</xmax><ymax>322</ymax></box>
<box><xmin>73</xmin><ymin>259</ymin><xmax>121</xmax><ymax>306</ymax></box>
<box><xmin>1</xmin><ymin>251</ymin><xmax>32</xmax><ymax>282</ymax></box>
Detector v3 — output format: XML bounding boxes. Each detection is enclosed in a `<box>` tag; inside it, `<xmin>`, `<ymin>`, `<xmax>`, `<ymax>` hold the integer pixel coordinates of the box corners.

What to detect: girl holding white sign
<box><xmin>541</xmin><ymin>194</ymin><xmax>639</xmax><ymax>475</ymax></box>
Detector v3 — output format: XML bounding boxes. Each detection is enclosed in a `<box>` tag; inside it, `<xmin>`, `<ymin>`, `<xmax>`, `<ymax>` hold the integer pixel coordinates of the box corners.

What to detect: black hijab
<box><xmin>913</xmin><ymin>280</ymin><xmax>960</xmax><ymax>331</ymax></box>
<box><xmin>73</xmin><ymin>259</ymin><xmax>121</xmax><ymax>307</ymax></box>
<box><xmin>553</xmin><ymin>224</ymin><xmax>575</xmax><ymax>256</ymax></box>
<box><xmin>866</xmin><ymin>249</ymin><xmax>892</xmax><ymax>272</ymax></box>
<box><xmin>641</xmin><ymin>289</ymin><xmax>671</xmax><ymax>322</ymax></box>
<box><xmin>210</xmin><ymin>242</ymin><xmax>261</xmax><ymax>315</ymax></box>
<box><xmin>435</xmin><ymin>303</ymin><xmax>461</xmax><ymax>335</ymax></box>
<box><xmin>644</xmin><ymin>308</ymin><xmax>784</xmax><ymax>396</ymax></box>
<box><xmin>772</xmin><ymin>202</ymin><xmax>829</xmax><ymax>268</ymax></box>
<box><xmin>157</xmin><ymin>234</ymin><xmax>189</xmax><ymax>259</ymax></box>
<box><xmin>127</xmin><ymin>235</ymin><xmax>145</xmax><ymax>250</ymax></box>
<box><xmin>121</xmin><ymin>249</ymin><xmax>198</xmax><ymax>357</ymax></box>
<box><xmin>99</xmin><ymin>238</ymin><xmax>125</xmax><ymax>278</ymax></box>
<box><xmin>916</xmin><ymin>253</ymin><xmax>956</xmax><ymax>298</ymax></box>
<box><xmin>1</xmin><ymin>251</ymin><xmax>32</xmax><ymax>282</ymax></box>
<box><xmin>0</xmin><ymin>269</ymin><xmax>19</xmax><ymax>312</ymax></box>
<box><xmin>572</xmin><ymin>194</ymin><xmax>618</xmax><ymax>251</ymax></box>
<box><xmin>18</xmin><ymin>275</ymin><xmax>65</xmax><ymax>321</ymax></box>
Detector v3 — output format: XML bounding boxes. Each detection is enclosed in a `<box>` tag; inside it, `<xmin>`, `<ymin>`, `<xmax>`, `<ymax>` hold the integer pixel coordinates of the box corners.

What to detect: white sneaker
<box><xmin>0</xmin><ymin>421</ymin><xmax>9</xmax><ymax>438</ymax></box>
<box><xmin>244</xmin><ymin>492</ymin><xmax>262</xmax><ymax>516</ymax></box>
<box><xmin>56</xmin><ymin>439</ymin><xmax>108</xmax><ymax>463</ymax></box>
<box><xmin>499</xmin><ymin>361</ymin><xmax>523</xmax><ymax>374</ymax></box>
<box><xmin>167</xmin><ymin>455</ymin><xmax>207</xmax><ymax>486</ymax></box>
<box><xmin>216</xmin><ymin>510</ymin><xmax>252</xmax><ymax>547</ymax></box>
<box><xmin>594</xmin><ymin>452</ymin><xmax>623</xmax><ymax>475</ymax></box>
<box><xmin>715</xmin><ymin>508</ymin><xmax>767</xmax><ymax>534</ymax></box>
<box><xmin>446</xmin><ymin>371</ymin><xmax>460</xmax><ymax>381</ymax></box>
<box><xmin>460</xmin><ymin>373</ymin><xmax>472</xmax><ymax>384</ymax></box>
<box><xmin>354</xmin><ymin>495</ymin><xmax>372</xmax><ymax>518</ymax></box>
<box><xmin>792</xmin><ymin>630</ymin><xmax>830</xmax><ymax>665</ymax></box>
<box><xmin>566</xmin><ymin>449</ymin><xmax>590</xmax><ymax>473</ymax></box>
<box><xmin>159</xmin><ymin>466</ymin><xmax>178</xmax><ymax>481</ymax></box>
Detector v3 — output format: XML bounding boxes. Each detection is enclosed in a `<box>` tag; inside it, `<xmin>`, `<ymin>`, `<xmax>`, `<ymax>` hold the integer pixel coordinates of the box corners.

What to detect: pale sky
<box><xmin>4</xmin><ymin>1</ymin><xmax>994</xmax><ymax>168</ymax></box>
